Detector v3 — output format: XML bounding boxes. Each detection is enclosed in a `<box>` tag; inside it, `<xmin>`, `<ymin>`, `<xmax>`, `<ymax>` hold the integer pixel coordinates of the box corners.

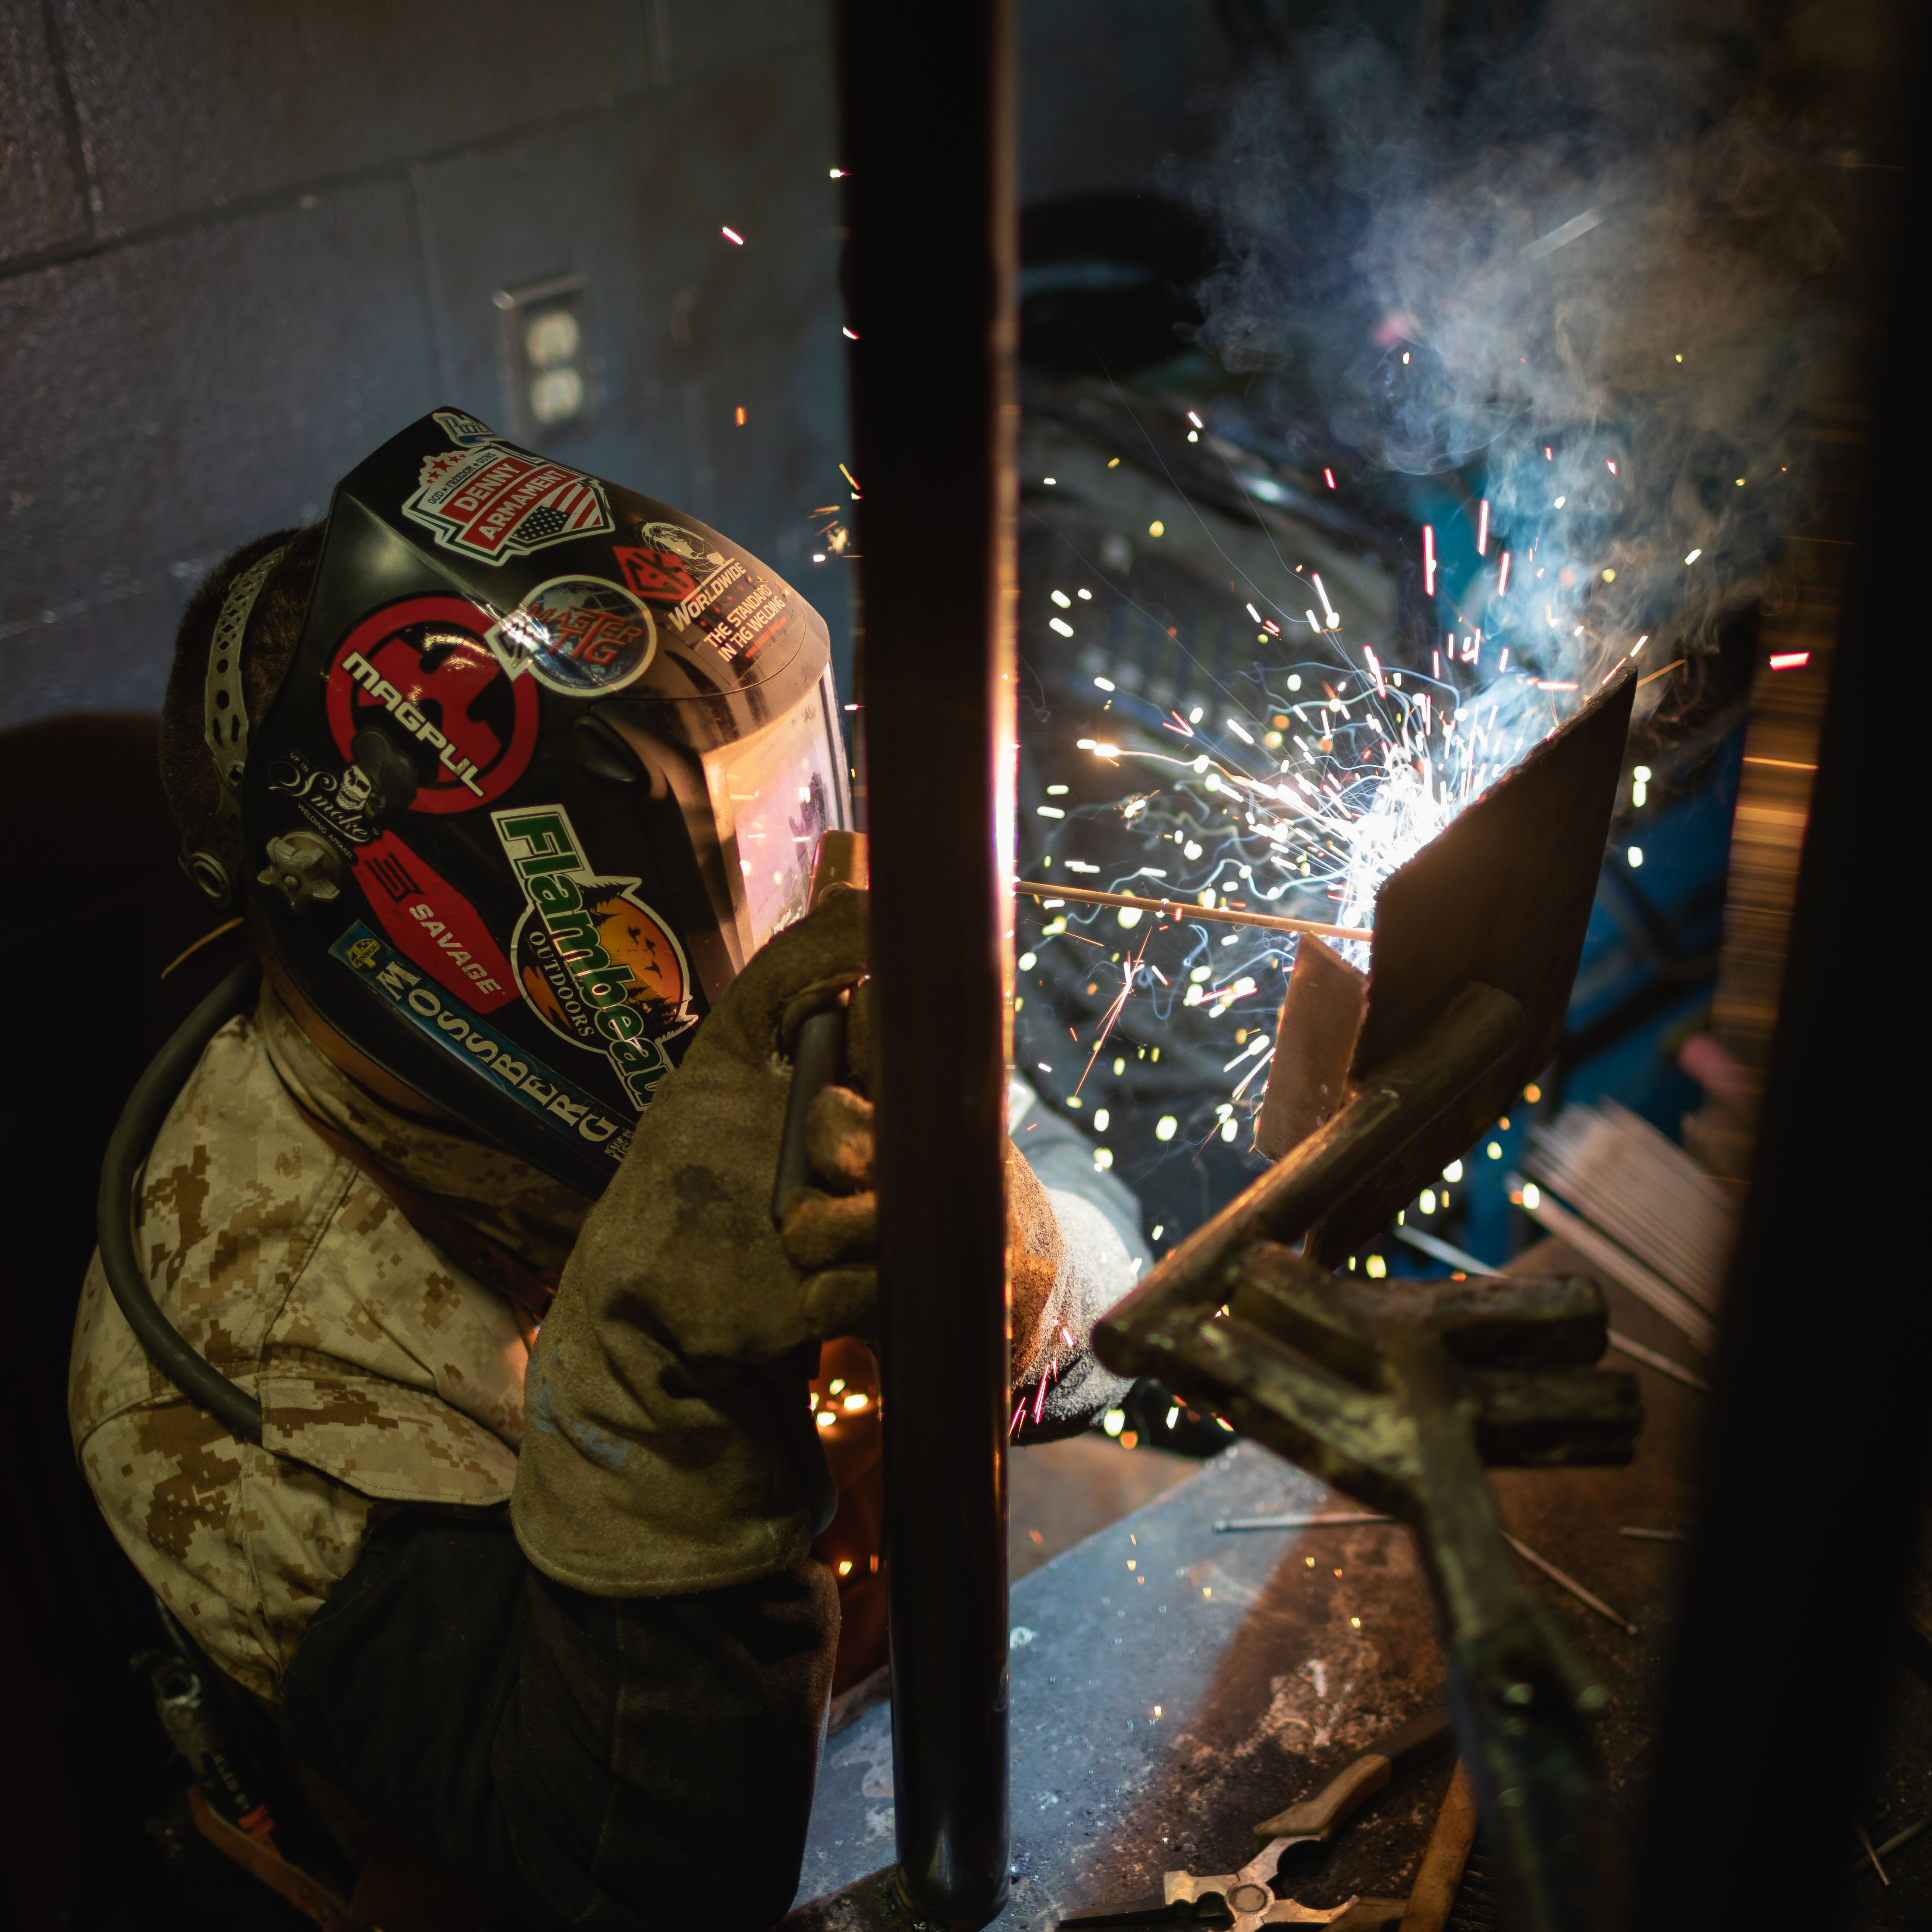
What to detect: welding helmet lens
<box><xmin>241</xmin><ymin>408</ymin><xmax>849</xmax><ymax>1195</ymax></box>
<box><xmin>596</xmin><ymin>659</ymin><xmax>847</xmax><ymax>972</ymax></box>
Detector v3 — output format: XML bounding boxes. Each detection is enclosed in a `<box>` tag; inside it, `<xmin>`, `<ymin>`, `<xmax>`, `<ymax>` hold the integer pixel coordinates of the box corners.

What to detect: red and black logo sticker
<box><xmin>616</xmin><ymin>523</ymin><xmax>786</xmax><ymax>672</ymax></box>
<box><xmin>326</xmin><ymin>596</ymin><xmax>539</xmax><ymax>815</ymax></box>
<box><xmin>350</xmin><ymin>830</ymin><xmax>518</xmax><ymax>1012</ymax></box>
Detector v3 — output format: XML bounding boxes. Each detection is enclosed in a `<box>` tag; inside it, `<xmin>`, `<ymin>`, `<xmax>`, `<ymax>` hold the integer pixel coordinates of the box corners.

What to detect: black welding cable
<box><xmin>97</xmin><ymin>960</ymin><xmax>265</xmax><ymax>1443</ymax></box>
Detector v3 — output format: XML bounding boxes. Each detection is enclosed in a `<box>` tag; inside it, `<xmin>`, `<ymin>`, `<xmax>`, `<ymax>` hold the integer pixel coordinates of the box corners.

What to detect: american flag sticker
<box><xmin>403</xmin><ymin>439</ymin><xmax>614</xmax><ymax>562</ymax></box>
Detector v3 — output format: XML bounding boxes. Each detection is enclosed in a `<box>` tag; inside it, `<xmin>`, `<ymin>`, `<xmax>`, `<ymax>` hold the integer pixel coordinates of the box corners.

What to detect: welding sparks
<box><xmin>1018</xmin><ymin>376</ymin><xmax>1703</xmax><ymax>1153</ymax></box>
<box><xmin>721</xmin><ymin>226</ymin><xmax>745</xmax><ymax>245</ymax></box>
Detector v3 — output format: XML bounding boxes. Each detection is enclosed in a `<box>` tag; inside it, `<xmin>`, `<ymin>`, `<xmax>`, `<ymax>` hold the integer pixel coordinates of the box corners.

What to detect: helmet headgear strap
<box><xmin>182</xmin><ymin>545</ymin><xmax>287</xmax><ymax>909</ymax></box>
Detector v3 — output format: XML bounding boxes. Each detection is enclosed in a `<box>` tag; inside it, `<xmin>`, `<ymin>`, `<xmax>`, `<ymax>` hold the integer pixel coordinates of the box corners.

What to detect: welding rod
<box><xmin>1015</xmin><ymin>878</ymin><xmax>1372</xmax><ymax>942</ymax></box>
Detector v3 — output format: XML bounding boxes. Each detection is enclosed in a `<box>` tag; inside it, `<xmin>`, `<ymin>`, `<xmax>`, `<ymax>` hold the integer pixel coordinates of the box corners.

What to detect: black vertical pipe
<box><xmin>1625</xmin><ymin>89</ymin><xmax>1925</xmax><ymax>1932</ymax></box>
<box><xmin>835</xmin><ymin>6</ymin><xmax>1016</xmax><ymax>1929</ymax></box>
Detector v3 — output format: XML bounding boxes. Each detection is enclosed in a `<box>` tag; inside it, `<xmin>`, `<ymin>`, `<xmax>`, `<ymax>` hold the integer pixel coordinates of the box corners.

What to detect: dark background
<box><xmin>2</xmin><ymin>4</ymin><xmax>1917</xmax><ymax>1929</ymax></box>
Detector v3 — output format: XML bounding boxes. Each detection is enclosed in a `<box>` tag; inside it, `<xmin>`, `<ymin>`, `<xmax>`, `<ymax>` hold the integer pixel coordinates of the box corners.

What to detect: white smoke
<box><xmin>1183</xmin><ymin>6</ymin><xmax>1846</xmax><ymax>707</ymax></box>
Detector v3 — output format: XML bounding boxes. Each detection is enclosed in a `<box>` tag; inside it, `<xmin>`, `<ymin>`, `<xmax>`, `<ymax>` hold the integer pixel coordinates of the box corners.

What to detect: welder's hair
<box><xmin>157</xmin><ymin>524</ymin><xmax>326</xmax><ymax>850</ymax></box>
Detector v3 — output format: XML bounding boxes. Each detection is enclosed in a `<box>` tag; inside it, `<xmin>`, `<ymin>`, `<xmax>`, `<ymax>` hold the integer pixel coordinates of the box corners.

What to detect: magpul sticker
<box><xmin>325</xmin><ymin>596</ymin><xmax>539</xmax><ymax>813</ymax></box>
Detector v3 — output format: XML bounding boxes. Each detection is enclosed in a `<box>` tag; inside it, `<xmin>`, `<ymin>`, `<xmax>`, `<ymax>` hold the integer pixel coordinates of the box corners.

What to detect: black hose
<box><xmin>97</xmin><ymin>960</ymin><xmax>265</xmax><ymax>1443</ymax></box>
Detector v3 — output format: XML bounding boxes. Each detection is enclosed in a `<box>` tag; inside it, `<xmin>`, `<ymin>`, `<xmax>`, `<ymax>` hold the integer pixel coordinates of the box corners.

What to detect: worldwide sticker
<box><xmin>492</xmin><ymin>803</ymin><xmax>697</xmax><ymax>1111</ymax></box>
<box><xmin>485</xmin><ymin>575</ymin><xmax>657</xmax><ymax>695</ymax></box>
<box><xmin>615</xmin><ymin>522</ymin><xmax>729</xmax><ymax>612</ymax></box>
<box><xmin>615</xmin><ymin>524</ymin><xmax>787</xmax><ymax>670</ymax></box>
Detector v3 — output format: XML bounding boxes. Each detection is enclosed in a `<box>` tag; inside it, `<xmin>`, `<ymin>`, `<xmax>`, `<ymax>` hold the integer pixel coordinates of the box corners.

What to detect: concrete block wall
<box><xmin>0</xmin><ymin>0</ymin><xmax>1242</xmax><ymax>731</ymax></box>
<box><xmin>0</xmin><ymin>0</ymin><xmax>853</xmax><ymax>728</ymax></box>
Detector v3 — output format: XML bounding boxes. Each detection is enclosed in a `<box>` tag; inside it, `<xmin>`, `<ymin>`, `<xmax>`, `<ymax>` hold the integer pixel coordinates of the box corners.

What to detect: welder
<box><xmin>69</xmin><ymin>409</ymin><xmax>1141</xmax><ymax>1929</ymax></box>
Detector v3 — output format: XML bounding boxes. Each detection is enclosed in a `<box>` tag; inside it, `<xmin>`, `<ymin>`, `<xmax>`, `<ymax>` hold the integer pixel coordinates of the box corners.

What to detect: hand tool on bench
<box><xmin>1059</xmin><ymin>1710</ymin><xmax>1450</xmax><ymax>1932</ymax></box>
<box><xmin>1249</xmin><ymin>1708</ymin><xmax>1453</xmax><ymax>1851</ymax></box>
<box><xmin>1397</xmin><ymin>1761</ymin><xmax>1478</xmax><ymax>1932</ymax></box>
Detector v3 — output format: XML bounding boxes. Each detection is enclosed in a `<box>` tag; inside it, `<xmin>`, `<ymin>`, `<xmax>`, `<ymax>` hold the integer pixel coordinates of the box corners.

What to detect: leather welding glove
<box><xmin>775</xmin><ymin>1085</ymin><xmax>1060</xmax><ymax>1374</ymax></box>
<box><xmin>513</xmin><ymin>888</ymin><xmax>872</xmax><ymax>1598</ymax></box>
<box><xmin>514</xmin><ymin>881</ymin><xmax>1104</xmax><ymax>1597</ymax></box>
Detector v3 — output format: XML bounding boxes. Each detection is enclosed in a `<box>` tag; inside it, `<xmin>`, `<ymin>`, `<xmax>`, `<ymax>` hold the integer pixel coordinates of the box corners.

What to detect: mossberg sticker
<box><xmin>332</xmin><ymin>924</ymin><xmax>631</xmax><ymax>1161</ymax></box>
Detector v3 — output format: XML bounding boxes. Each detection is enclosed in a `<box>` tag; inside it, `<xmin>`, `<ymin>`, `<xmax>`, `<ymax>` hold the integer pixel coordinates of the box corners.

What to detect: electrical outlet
<box><xmin>493</xmin><ymin>272</ymin><xmax>597</xmax><ymax>444</ymax></box>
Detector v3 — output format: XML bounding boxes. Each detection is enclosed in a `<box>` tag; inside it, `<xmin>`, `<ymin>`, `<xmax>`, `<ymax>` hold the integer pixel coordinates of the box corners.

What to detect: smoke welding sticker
<box><xmin>404</xmin><ymin>414</ymin><xmax>612</xmax><ymax>562</ymax></box>
<box><xmin>332</xmin><ymin>923</ymin><xmax>632</xmax><ymax>1163</ymax></box>
<box><xmin>484</xmin><ymin>575</ymin><xmax>657</xmax><ymax>695</ymax></box>
<box><xmin>265</xmin><ymin>748</ymin><xmax>376</xmax><ymax>848</ymax></box>
<box><xmin>325</xmin><ymin>596</ymin><xmax>539</xmax><ymax>814</ymax></box>
<box><xmin>492</xmin><ymin>802</ymin><xmax>696</xmax><ymax>1111</ymax></box>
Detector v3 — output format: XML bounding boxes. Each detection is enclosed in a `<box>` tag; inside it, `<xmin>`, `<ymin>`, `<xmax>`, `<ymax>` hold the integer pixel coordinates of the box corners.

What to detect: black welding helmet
<box><xmin>225</xmin><ymin>408</ymin><xmax>849</xmax><ymax>1196</ymax></box>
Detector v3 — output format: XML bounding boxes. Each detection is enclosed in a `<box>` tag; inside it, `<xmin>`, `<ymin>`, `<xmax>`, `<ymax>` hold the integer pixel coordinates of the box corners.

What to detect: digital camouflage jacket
<box><xmin>67</xmin><ymin>987</ymin><xmax>587</xmax><ymax>1702</ymax></box>
<box><xmin>69</xmin><ymin>988</ymin><xmax>1137</xmax><ymax>1707</ymax></box>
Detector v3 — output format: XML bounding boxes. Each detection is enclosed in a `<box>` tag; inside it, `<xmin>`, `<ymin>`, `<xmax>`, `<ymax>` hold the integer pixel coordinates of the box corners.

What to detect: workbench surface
<box><xmin>786</xmin><ymin>1241</ymin><xmax>1930</xmax><ymax>1929</ymax></box>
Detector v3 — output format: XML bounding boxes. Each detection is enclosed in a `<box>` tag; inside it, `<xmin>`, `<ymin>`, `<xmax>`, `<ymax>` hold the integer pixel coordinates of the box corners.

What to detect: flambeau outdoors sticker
<box><xmin>325</xmin><ymin>596</ymin><xmax>539</xmax><ymax>814</ymax></box>
<box><xmin>484</xmin><ymin>575</ymin><xmax>657</xmax><ymax>695</ymax></box>
<box><xmin>403</xmin><ymin>409</ymin><xmax>613</xmax><ymax>563</ymax></box>
<box><xmin>493</xmin><ymin>803</ymin><xmax>696</xmax><ymax>1112</ymax></box>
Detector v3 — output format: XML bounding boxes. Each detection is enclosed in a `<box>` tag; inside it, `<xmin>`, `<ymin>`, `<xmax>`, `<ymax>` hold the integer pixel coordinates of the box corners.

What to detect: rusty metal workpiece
<box><xmin>1092</xmin><ymin>675</ymin><xmax>1641</xmax><ymax>1932</ymax></box>
<box><xmin>787</xmin><ymin>1226</ymin><xmax>1769</xmax><ymax>1932</ymax></box>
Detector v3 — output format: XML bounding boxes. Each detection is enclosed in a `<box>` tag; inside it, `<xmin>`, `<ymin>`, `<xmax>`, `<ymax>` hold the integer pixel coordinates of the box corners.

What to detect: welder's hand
<box><xmin>777</xmin><ymin>1087</ymin><xmax>1060</xmax><ymax>1377</ymax></box>
<box><xmin>778</xmin><ymin>1084</ymin><xmax>879</xmax><ymax>1341</ymax></box>
<box><xmin>549</xmin><ymin>885</ymin><xmax>869</xmax><ymax>1365</ymax></box>
<box><xmin>513</xmin><ymin>888</ymin><xmax>870</xmax><ymax>1596</ymax></box>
